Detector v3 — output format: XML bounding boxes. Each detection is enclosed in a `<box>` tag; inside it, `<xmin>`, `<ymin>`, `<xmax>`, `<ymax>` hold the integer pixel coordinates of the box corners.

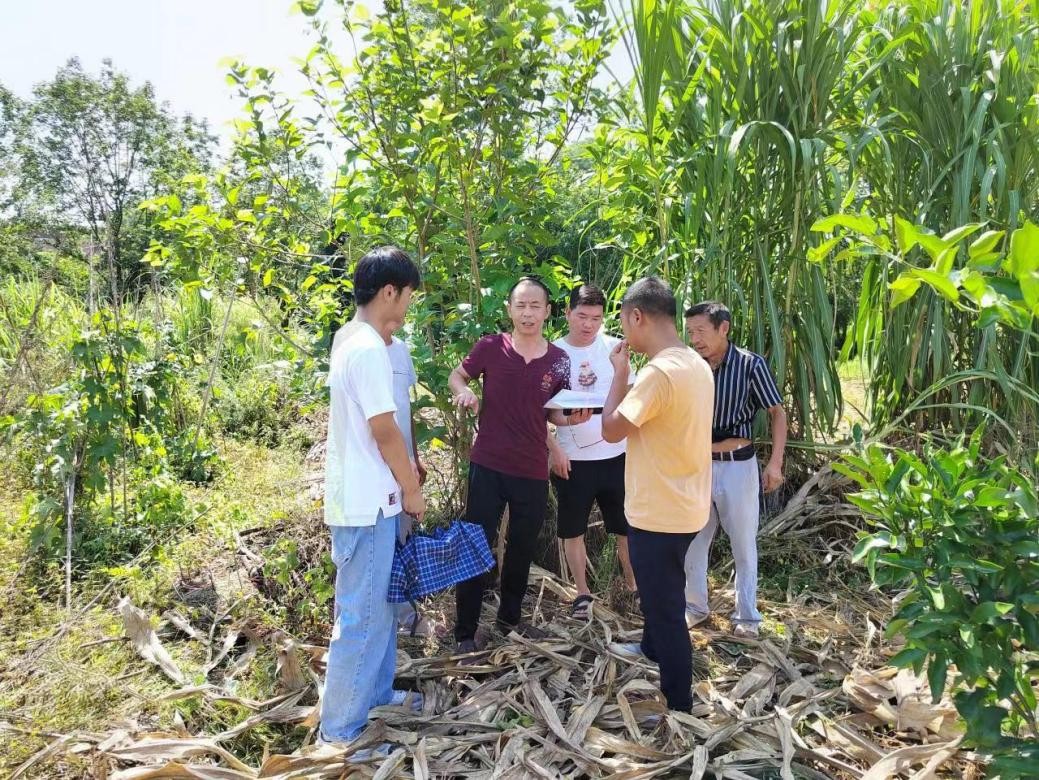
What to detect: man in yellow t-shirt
<box><xmin>600</xmin><ymin>276</ymin><xmax>714</xmax><ymax>713</ymax></box>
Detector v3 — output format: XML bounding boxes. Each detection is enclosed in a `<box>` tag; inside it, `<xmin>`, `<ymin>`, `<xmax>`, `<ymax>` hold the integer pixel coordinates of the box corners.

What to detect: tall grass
<box><xmin>0</xmin><ymin>275</ymin><xmax>86</xmax><ymax>412</ymax></box>
<box><xmin>619</xmin><ymin>0</ymin><xmax>1039</xmax><ymax>439</ymax></box>
<box><xmin>847</xmin><ymin>0</ymin><xmax>1039</xmax><ymax>435</ymax></box>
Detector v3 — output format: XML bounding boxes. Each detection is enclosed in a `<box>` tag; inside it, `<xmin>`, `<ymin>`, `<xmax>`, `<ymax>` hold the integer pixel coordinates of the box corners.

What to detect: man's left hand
<box><xmin>762</xmin><ymin>461</ymin><xmax>784</xmax><ymax>493</ymax></box>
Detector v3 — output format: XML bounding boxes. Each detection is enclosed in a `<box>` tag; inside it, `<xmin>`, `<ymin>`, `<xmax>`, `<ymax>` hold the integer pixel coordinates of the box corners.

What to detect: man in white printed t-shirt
<box><xmin>320</xmin><ymin>246</ymin><xmax>426</xmax><ymax>750</ymax></box>
<box><xmin>548</xmin><ymin>284</ymin><xmax>637</xmax><ymax>619</ymax></box>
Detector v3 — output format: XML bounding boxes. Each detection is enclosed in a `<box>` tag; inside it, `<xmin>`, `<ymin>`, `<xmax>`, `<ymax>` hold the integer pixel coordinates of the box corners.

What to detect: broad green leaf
<box><xmin>889</xmin><ymin>275</ymin><xmax>922</xmax><ymax>308</ymax></box>
<box><xmin>908</xmin><ymin>268</ymin><xmax>960</xmax><ymax>302</ymax></box>
<box><xmin>1021</xmin><ymin>271</ymin><xmax>1039</xmax><ymax>315</ymax></box>
<box><xmin>970</xmin><ymin>601</ymin><xmax>1014</xmax><ymax>623</ymax></box>
<box><xmin>807</xmin><ymin>236</ymin><xmax>842</xmax><ymax>263</ymax></box>
<box><xmin>894</xmin><ymin>216</ymin><xmax>920</xmax><ymax>254</ymax></box>
<box><xmin>927</xmin><ymin>655</ymin><xmax>948</xmax><ymax>702</ymax></box>
<box><xmin>889</xmin><ymin>646</ymin><xmax>927</xmax><ymax>670</ymax></box>
<box><xmin>968</xmin><ymin>229</ymin><xmax>1004</xmax><ymax>259</ymax></box>
<box><xmin>851</xmin><ymin>533</ymin><xmax>893</xmax><ymax>563</ymax></box>
<box><xmin>1007</xmin><ymin>220</ymin><xmax>1039</xmax><ymax>276</ymax></box>
<box><xmin>940</xmin><ymin>224</ymin><xmax>982</xmax><ymax>245</ymax></box>
<box><xmin>917</xmin><ymin>233</ymin><xmax>952</xmax><ymax>264</ymax></box>
<box><xmin>811</xmin><ymin>213</ymin><xmax>878</xmax><ymax>235</ymax></box>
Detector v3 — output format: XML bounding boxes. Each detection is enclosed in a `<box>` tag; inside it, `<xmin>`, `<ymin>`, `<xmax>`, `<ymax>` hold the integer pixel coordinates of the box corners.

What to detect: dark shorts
<box><xmin>552</xmin><ymin>453</ymin><xmax>628</xmax><ymax>539</ymax></box>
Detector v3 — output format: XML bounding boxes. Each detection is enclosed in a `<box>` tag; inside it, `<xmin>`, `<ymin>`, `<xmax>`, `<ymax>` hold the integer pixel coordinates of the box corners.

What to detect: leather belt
<box><xmin>712</xmin><ymin>444</ymin><xmax>756</xmax><ymax>462</ymax></box>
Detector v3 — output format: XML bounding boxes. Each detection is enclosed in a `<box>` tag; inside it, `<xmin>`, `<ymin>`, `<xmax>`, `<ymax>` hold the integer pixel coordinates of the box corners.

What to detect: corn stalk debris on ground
<box><xmin>18</xmin><ymin>555</ymin><xmax>983</xmax><ymax>780</ymax></box>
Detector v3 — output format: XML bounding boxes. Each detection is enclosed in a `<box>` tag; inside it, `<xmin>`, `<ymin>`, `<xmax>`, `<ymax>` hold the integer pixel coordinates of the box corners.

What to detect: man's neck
<box><xmin>354</xmin><ymin>307</ymin><xmax>391</xmax><ymax>345</ymax></box>
<box><xmin>641</xmin><ymin>327</ymin><xmax>686</xmax><ymax>360</ymax></box>
<box><xmin>510</xmin><ymin>331</ymin><xmax>547</xmax><ymax>353</ymax></box>
<box><xmin>564</xmin><ymin>332</ymin><xmax>595</xmax><ymax>348</ymax></box>
<box><xmin>707</xmin><ymin>341</ymin><xmax>730</xmax><ymax>370</ymax></box>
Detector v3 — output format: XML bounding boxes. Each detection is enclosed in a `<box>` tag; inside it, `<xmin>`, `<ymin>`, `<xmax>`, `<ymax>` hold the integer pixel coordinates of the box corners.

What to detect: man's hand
<box><xmin>550</xmin><ymin>448</ymin><xmax>571</xmax><ymax>479</ymax></box>
<box><xmin>762</xmin><ymin>461</ymin><xmax>784</xmax><ymax>493</ymax></box>
<box><xmin>567</xmin><ymin>408</ymin><xmax>593</xmax><ymax>426</ymax></box>
<box><xmin>453</xmin><ymin>388</ymin><xmax>480</xmax><ymax>414</ymax></box>
<box><xmin>403</xmin><ymin>486</ymin><xmax>426</xmax><ymax>521</ymax></box>
<box><xmin>610</xmin><ymin>340</ymin><xmax>631</xmax><ymax>379</ymax></box>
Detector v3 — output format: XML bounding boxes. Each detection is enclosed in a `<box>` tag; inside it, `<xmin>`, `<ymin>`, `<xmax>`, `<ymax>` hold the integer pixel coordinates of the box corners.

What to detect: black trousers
<box><xmin>628</xmin><ymin>525</ymin><xmax>696</xmax><ymax>712</ymax></box>
<box><xmin>455</xmin><ymin>463</ymin><xmax>549</xmax><ymax>641</ymax></box>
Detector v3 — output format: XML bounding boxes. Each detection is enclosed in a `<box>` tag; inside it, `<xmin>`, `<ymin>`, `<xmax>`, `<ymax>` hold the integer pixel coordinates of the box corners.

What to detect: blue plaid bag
<box><xmin>388</xmin><ymin>520</ymin><xmax>494</xmax><ymax>604</ymax></box>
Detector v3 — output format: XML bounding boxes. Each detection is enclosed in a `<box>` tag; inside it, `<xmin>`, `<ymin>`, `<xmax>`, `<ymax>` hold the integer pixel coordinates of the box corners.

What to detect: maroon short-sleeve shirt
<box><xmin>462</xmin><ymin>333</ymin><xmax>571</xmax><ymax>481</ymax></box>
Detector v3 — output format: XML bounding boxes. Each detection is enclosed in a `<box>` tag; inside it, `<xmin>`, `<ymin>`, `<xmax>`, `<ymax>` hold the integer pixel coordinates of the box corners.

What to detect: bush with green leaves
<box><xmin>811</xmin><ymin>216</ymin><xmax>1039</xmax><ymax>443</ymax></box>
<box><xmin>212</xmin><ymin>367</ymin><xmax>313</xmax><ymax>449</ymax></box>
<box><xmin>838</xmin><ymin>432</ymin><xmax>1039</xmax><ymax>776</ymax></box>
<box><xmin>261</xmin><ymin>538</ymin><xmax>336</xmax><ymax>630</ymax></box>
<box><xmin>2</xmin><ymin>309</ymin><xmax>207</xmax><ymax>579</ymax></box>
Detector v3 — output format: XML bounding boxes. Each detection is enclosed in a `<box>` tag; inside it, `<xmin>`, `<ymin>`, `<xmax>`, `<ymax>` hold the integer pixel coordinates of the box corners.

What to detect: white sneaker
<box><xmin>733</xmin><ymin>622</ymin><xmax>760</xmax><ymax>638</ymax></box>
<box><xmin>608</xmin><ymin>641</ymin><xmax>646</xmax><ymax>661</ymax></box>
<box><xmin>685</xmin><ymin>609</ymin><xmax>709</xmax><ymax>629</ymax></box>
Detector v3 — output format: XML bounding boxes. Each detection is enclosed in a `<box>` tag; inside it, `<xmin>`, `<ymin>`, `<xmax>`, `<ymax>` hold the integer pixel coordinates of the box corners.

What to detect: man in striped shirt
<box><xmin>683</xmin><ymin>301</ymin><xmax>787</xmax><ymax>638</ymax></box>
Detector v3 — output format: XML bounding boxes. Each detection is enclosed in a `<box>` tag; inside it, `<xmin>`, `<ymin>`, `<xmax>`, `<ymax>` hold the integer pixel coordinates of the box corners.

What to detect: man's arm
<box><xmin>449</xmin><ymin>365</ymin><xmax>480</xmax><ymax>413</ymax></box>
<box><xmin>547</xmin><ymin>425</ymin><xmax>569</xmax><ymax>479</ymax></box>
<box><xmin>370</xmin><ymin>412</ymin><xmax>425</xmax><ymax>519</ymax></box>
<box><xmin>601</xmin><ymin>340</ymin><xmax>638</xmax><ymax>443</ymax></box>
<box><xmin>410</xmin><ymin>416</ymin><xmax>426</xmax><ymax>485</ymax></box>
<box><xmin>762</xmin><ymin>404</ymin><xmax>787</xmax><ymax>493</ymax></box>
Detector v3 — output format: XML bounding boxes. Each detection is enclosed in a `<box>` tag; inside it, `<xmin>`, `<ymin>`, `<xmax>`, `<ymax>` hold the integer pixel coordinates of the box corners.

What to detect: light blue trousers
<box><xmin>683</xmin><ymin>459</ymin><xmax>763</xmax><ymax>625</ymax></box>
<box><xmin>319</xmin><ymin>511</ymin><xmax>399</xmax><ymax>742</ymax></box>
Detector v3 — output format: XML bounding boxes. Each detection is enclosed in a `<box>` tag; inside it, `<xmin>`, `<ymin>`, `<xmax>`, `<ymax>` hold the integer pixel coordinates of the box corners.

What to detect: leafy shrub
<box><xmin>838</xmin><ymin>431</ymin><xmax>1039</xmax><ymax>777</ymax></box>
<box><xmin>213</xmin><ymin>368</ymin><xmax>310</xmax><ymax>449</ymax></box>
<box><xmin>21</xmin><ymin>475</ymin><xmax>194</xmax><ymax>577</ymax></box>
<box><xmin>261</xmin><ymin>538</ymin><xmax>335</xmax><ymax>630</ymax></box>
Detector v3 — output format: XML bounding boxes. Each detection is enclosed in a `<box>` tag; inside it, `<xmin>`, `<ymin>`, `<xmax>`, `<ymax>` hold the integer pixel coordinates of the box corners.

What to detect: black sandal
<box><xmin>571</xmin><ymin>594</ymin><xmax>594</xmax><ymax>619</ymax></box>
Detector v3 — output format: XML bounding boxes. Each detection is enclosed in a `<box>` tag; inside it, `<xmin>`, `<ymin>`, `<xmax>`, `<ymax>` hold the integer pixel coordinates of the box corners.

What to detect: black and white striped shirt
<box><xmin>711</xmin><ymin>343</ymin><xmax>783</xmax><ymax>442</ymax></box>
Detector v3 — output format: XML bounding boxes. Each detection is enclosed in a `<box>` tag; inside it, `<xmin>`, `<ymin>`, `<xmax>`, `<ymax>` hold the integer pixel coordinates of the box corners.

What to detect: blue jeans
<box><xmin>319</xmin><ymin>511</ymin><xmax>399</xmax><ymax>742</ymax></box>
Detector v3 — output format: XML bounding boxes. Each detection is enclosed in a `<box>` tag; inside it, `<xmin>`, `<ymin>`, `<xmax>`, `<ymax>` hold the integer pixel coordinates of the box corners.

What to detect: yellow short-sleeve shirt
<box><xmin>617</xmin><ymin>346</ymin><xmax>714</xmax><ymax>533</ymax></box>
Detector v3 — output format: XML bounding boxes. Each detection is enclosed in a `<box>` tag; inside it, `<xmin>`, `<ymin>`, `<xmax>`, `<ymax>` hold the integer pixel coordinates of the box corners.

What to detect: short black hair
<box><xmin>353</xmin><ymin>245</ymin><xmax>420</xmax><ymax>306</ymax></box>
<box><xmin>508</xmin><ymin>276</ymin><xmax>551</xmax><ymax>304</ymax></box>
<box><xmin>620</xmin><ymin>276</ymin><xmax>676</xmax><ymax>319</ymax></box>
<box><xmin>685</xmin><ymin>300</ymin><xmax>731</xmax><ymax>329</ymax></box>
<box><xmin>568</xmin><ymin>283</ymin><xmax>606</xmax><ymax>309</ymax></box>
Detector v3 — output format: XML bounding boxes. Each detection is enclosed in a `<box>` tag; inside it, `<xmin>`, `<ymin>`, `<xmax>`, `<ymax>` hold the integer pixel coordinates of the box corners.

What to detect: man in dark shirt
<box><xmin>683</xmin><ymin>301</ymin><xmax>787</xmax><ymax>638</ymax></box>
<box><xmin>448</xmin><ymin>277</ymin><xmax>590</xmax><ymax>652</ymax></box>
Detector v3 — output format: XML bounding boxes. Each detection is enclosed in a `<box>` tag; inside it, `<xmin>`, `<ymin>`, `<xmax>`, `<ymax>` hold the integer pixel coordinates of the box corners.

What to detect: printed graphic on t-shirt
<box><xmin>577</xmin><ymin>360</ymin><xmax>597</xmax><ymax>389</ymax></box>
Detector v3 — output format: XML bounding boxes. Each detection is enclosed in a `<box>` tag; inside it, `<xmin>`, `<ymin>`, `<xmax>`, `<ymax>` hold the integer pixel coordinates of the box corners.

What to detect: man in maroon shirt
<box><xmin>449</xmin><ymin>277</ymin><xmax>591</xmax><ymax>652</ymax></box>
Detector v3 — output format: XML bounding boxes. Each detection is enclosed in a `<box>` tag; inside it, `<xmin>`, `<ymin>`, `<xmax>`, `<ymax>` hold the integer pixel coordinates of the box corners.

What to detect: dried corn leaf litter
<box><xmin>22</xmin><ymin>561</ymin><xmax>978</xmax><ymax>780</ymax></box>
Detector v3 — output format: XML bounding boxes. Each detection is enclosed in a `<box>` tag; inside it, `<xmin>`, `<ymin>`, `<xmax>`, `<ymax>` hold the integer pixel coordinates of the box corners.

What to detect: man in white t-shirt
<box><xmin>320</xmin><ymin>246</ymin><xmax>426</xmax><ymax>749</ymax></box>
<box><xmin>548</xmin><ymin>284</ymin><xmax>636</xmax><ymax>619</ymax></box>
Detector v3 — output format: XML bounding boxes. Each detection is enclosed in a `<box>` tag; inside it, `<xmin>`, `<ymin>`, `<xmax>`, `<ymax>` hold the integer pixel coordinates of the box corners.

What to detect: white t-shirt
<box><xmin>552</xmin><ymin>333</ymin><xmax>629</xmax><ymax>461</ymax></box>
<box><xmin>325</xmin><ymin>321</ymin><xmax>401</xmax><ymax>526</ymax></box>
<box><xmin>387</xmin><ymin>336</ymin><xmax>417</xmax><ymax>454</ymax></box>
